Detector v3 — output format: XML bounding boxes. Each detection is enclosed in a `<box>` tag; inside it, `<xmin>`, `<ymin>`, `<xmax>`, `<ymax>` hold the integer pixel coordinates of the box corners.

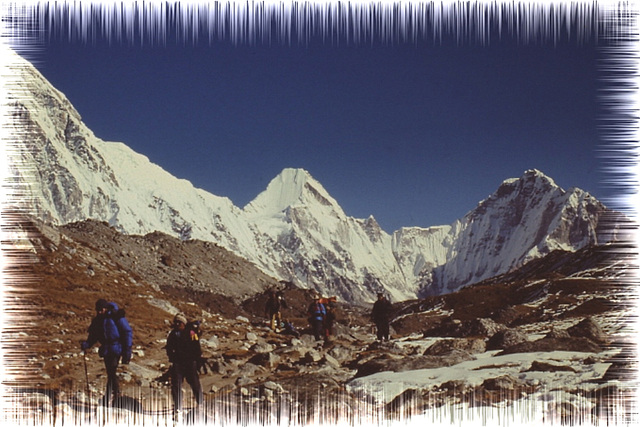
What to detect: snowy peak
<box><xmin>419</xmin><ymin>168</ymin><xmax>610</xmax><ymax>296</ymax></box>
<box><xmin>244</xmin><ymin>168</ymin><xmax>343</xmax><ymax>217</ymax></box>
<box><xmin>476</xmin><ymin>169</ymin><xmax>559</xmax><ymax>213</ymax></box>
<box><xmin>501</xmin><ymin>168</ymin><xmax>557</xmax><ymax>188</ymax></box>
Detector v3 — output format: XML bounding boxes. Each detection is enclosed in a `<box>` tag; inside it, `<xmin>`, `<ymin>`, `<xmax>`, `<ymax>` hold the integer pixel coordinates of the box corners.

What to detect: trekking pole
<box><xmin>82</xmin><ymin>350</ymin><xmax>91</xmax><ymax>402</ymax></box>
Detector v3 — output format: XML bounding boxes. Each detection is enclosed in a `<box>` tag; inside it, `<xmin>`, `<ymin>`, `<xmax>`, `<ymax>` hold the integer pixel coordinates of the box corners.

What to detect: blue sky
<box><xmin>32</xmin><ymin>21</ymin><xmax>603</xmax><ymax>233</ymax></box>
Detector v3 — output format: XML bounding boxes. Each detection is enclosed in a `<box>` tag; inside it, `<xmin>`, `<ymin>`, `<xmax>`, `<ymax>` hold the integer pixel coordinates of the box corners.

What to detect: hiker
<box><xmin>166</xmin><ymin>312</ymin><xmax>203</xmax><ymax>415</ymax></box>
<box><xmin>322</xmin><ymin>297</ymin><xmax>337</xmax><ymax>339</ymax></box>
<box><xmin>371</xmin><ymin>292</ymin><xmax>393</xmax><ymax>341</ymax></box>
<box><xmin>80</xmin><ymin>299</ymin><xmax>133</xmax><ymax>406</ymax></box>
<box><xmin>265</xmin><ymin>289</ymin><xmax>287</xmax><ymax>332</ymax></box>
<box><xmin>307</xmin><ymin>295</ymin><xmax>326</xmax><ymax>341</ymax></box>
<box><xmin>282</xmin><ymin>320</ymin><xmax>300</xmax><ymax>338</ymax></box>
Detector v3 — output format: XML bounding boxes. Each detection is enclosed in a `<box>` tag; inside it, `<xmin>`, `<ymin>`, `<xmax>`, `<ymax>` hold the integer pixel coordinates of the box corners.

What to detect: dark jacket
<box><xmin>166</xmin><ymin>324</ymin><xmax>202</xmax><ymax>365</ymax></box>
<box><xmin>265</xmin><ymin>293</ymin><xmax>287</xmax><ymax>316</ymax></box>
<box><xmin>371</xmin><ymin>298</ymin><xmax>392</xmax><ymax>324</ymax></box>
<box><xmin>307</xmin><ymin>301</ymin><xmax>326</xmax><ymax>322</ymax></box>
<box><xmin>84</xmin><ymin>302</ymin><xmax>133</xmax><ymax>361</ymax></box>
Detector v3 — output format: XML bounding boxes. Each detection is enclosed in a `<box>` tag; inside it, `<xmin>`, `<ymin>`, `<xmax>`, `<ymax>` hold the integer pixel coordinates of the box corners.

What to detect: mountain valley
<box><xmin>3</xmin><ymin>212</ymin><xmax>636</xmax><ymax>425</ymax></box>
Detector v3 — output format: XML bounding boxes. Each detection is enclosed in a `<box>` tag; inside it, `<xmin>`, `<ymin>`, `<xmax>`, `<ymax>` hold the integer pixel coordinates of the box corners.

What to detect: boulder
<box><xmin>302</xmin><ymin>349</ymin><xmax>323</xmax><ymax>365</ymax></box>
<box><xmin>487</xmin><ymin>329</ymin><xmax>528</xmax><ymax>350</ymax></box>
<box><xmin>353</xmin><ymin>351</ymin><xmax>475</xmax><ymax>379</ymax></box>
<box><xmin>482</xmin><ymin>375</ymin><xmax>526</xmax><ymax>391</ymax></box>
<box><xmin>425</xmin><ymin>317</ymin><xmax>505</xmax><ymax>338</ymax></box>
<box><xmin>249</xmin><ymin>352</ymin><xmax>281</xmax><ymax>369</ymax></box>
<box><xmin>470</xmin><ymin>318</ymin><xmax>506</xmax><ymax>337</ymax></box>
<box><xmin>567</xmin><ymin>318</ymin><xmax>607</xmax><ymax>343</ymax></box>
<box><xmin>237</xmin><ymin>362</ymin><xmax>263</xmax><ymax>378</ymax></box>
<box><xmin>250</xmin><ymin>342</ymin><xmax>276</xmax><ymax>354</ymax></box>
<box><xmin>499</xmin><ymin>337</ymin><xmax>601</xmax><ymax>355</ymax></box>
<box><xmin>424</xmin><ymin>338</ymin><xmax>486</xmax><ymax>355</ymax></box>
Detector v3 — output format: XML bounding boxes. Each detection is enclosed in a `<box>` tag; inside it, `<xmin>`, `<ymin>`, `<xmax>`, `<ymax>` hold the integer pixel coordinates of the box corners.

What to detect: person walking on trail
<box><xmin>80</xmin><ymin>299</ymin><xmax>133</xmax><ymax>406</ymax></box>
<box><xmin>166</xmin><ymin>312</ymin><xmax>203</xmax><ymax>416</ymax></box>
<box><xmin>265</xmin><ymin>290</ymin><xmax>287</xmax><ymax>332</ymax></box>
<box><xmin>371</xmin><ymin>292</ymin><xmax>393</xmax><ymax>341</ymax></box>
<box><xmin>322</xmin><ymin>297</ymin><xmax>337</xmax><ymax>339</ymax></box>
<box><xmin>307</xmin><ymin>295</ymin><xmax>326</xmax><ymax>341</ymax></box>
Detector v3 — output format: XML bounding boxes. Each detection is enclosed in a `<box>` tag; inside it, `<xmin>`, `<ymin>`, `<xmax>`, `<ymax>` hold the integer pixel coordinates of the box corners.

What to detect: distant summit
<box><xmin>244</xmin><ymin>168</ymin><xmax>342</xmax><ymax>217</ymax></box>
<box><xmin>6</xmin><ymin>49</ymin><xmax>620</xmax><ymax>304</ymax></box>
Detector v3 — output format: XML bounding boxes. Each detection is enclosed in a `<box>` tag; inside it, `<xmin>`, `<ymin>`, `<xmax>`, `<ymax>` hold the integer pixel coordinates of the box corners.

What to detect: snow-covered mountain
<box><xmin>394</xmin><ymin>170</ymin><xmax>613</xmax><ymax>296</ymax></box>
<box><xmin>4</xmin><ymin>49</ymin><xmax>616</xmax><ymax>304</ymax></box>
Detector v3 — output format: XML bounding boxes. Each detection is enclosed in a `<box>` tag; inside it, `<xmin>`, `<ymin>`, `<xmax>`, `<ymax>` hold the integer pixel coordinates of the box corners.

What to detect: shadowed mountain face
<box><xmin>4</xmin><ymin>211</ymin><xmax>635</xmax><ymax>425</ymax></box>
<box><xmin>6</xmin><ymin>49</ymin><xmax>622</xmax><ymax>305</ymax></box>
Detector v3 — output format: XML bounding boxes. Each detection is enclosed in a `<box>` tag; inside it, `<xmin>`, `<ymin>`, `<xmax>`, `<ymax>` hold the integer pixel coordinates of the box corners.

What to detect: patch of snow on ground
<box><xmin>346</xmin><ymin>350</ymin><xmax>617</xmax><ymax>405</ymax></box>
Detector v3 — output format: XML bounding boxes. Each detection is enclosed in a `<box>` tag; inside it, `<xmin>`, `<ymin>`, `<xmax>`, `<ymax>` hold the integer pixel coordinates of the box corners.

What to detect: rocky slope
<box><xmin>3</xmin><ymin>213</ymin><xmax>636</xmax><ymax>425</ymax></box>
<box><xmin>5</xmin><ymin>48</ymin><xmax>621</xmax><ymax>305</ymax></box>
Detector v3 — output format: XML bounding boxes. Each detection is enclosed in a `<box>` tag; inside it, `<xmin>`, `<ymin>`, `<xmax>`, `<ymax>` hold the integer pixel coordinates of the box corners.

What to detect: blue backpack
<box><xmin>101</xmin><ymin>302</ymin><xmax>133</xmax><ymax>362</ymax></box>
<box><xmin>310</xmin><ymin>302</ymin><xmax>326</xmax><ymax>321</ymax></box>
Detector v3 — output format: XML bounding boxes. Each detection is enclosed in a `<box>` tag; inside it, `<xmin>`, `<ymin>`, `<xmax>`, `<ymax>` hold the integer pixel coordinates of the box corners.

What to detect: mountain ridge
<box><xmin>5</xmin><ymin>49</ymin><xmax>619</xmax><ymax>304</ymax></box>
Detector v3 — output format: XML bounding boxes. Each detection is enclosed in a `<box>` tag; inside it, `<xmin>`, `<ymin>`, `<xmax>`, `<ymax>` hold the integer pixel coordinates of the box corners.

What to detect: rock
<box><xmin>276</xmin><ymin>348</ymin><xmax>303</xmax><ymax>365</ymax></box>
<box><xmin>365</xmin><ymin>340</ymin><xmax>403</xmax><ymax>352</ymax></box>
<box><xmin>236</xmin><ymin>377</ymin><xmax>252</xmax><ymax>387</ymax></box>
<box><xmin>545</xmin><ymin>328</ymin><xmax>571</xmax><ymax>339</ymax></box>
<box><xmin>468</xmin><ymin>318</ymin><xmax>505</xmax><ymax>337</ymax></box>
<box><xmin>424</xmin><ymin>338</ymin><xmax>486</xmax><ymax>355</ymax></box>
<box><xmin>201</xmin><ymin>336</ymin><xmax>219</xmax><ymax>349</ymax></box>
<box><xmin>299</xmin><ymin>334</ymin><xmax>319</xmax><ymax>348</ymax></box>
<box><xmin>302</xmin><ymin>349</ymin><xmax>323</xmax><ymax>365</ymax></box>
<box><xmin>262</xmin><ymin>381</ymin><xmax>281</xmax><ymax>391</ymax></box>
<box><xmin>236</xmin><ymin>316</ymin><xmax>250</xmax><ymax>323</ymax></box>
<box><xmin>328</xmin><ymin>345</ymin><xmax>353</xmax><ymax>362</ymax></box>
<box><xmin>439</xmin><ymin>379</ymin><xmax>470</xmax><ymax>393</ymax></box>
<box><xmin>354</xmin><ymin>351</ymin><xmax>475</xmax><ymax>379</ymax></box>
<box><xmin>246</xmin><ymin>332</ymin><xmax>259</xmax><ymax>342</ymax></box>
<box><xmin>425</xmin><ymin>317</ymin><xmax>504</xmax><ymax>338</ymax></box>
<box><xmin>250</xmin><ymin>342</ymin><xmax>276</xmax><ymax>354</ymax></box>
<box><xmin>222</xmin><ymin>349</ymin><xmax>250</xmax><ymax>360</ymax></box>
<box><xmin>211</xmin><ymin>358</ymin><xmax>235</xmax><ymax>375</ymax></box>
<box><xmin>249</xmin><ymin>352</ymin><xmax>280</xmax><ymax>369</ymax></box>
<box><xmin>567</xmin><ymin>318</ymin><xmax>607</xmax><ymax>343</ymax></box>
<box><xmin>492</xmin><ymin>307</ymin><xmax>522</xmax><ymax>325</ymax></box>
<box><xmin>147</xmin><ymin>298</ymin><xmax>180</xmax><ymax>315</ymax></box>
<box><xmin>499</xmin><ymin>337</ymin><xmax>601</xmax><ymax>355</ymax></box>
<box><xmin>482</xmin><ymin>375</ymin><xmax>525</xmax><ymax>391</ymax></box>
<box><xmin>322</xmin><ymin>354</ymin><xmax>341</xmax><ymax>369</ymax></box>
<box><xmin>526</xmin><ymin>361</ymin><xmax>577</xmax><ymax>373</ymax></box>
<box><xmin>487</xmin><ymin>329</ymin><xmax>528</xmax><ymax>350</ymax></box>
<box><xmin>238</xmin><ymin>362</ymin><xmax>263</xmax><ymax>378</ymax></box>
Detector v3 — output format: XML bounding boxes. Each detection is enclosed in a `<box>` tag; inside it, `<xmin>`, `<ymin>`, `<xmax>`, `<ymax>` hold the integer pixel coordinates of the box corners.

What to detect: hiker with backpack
<box><xmin>166</xmin><ymin>312</ymin><xmax>203</xmax><ymax>416</ymax></box>
<box><xmin>265</xmin><ymin>289</ymin><xmax>287</xmax><ymax>332</ymax></box>
<box><xmin>307</xmin><ymin>295</ymin><xmax>326</xmax><ymax>341</ymax></box>
<box><xmin>80</xmin><ymin>299</ymin><xmax>133</xmax><ymax>406</ymax></box>
<box><xmin>322</xmin><ymin>297</ymin><xmax>337</xmax><ymax>339</ymax></box>
<box><xmin>371</xmin><ymin>292</ymin><xmax>393</xmax><ymax>341</ymax></box>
